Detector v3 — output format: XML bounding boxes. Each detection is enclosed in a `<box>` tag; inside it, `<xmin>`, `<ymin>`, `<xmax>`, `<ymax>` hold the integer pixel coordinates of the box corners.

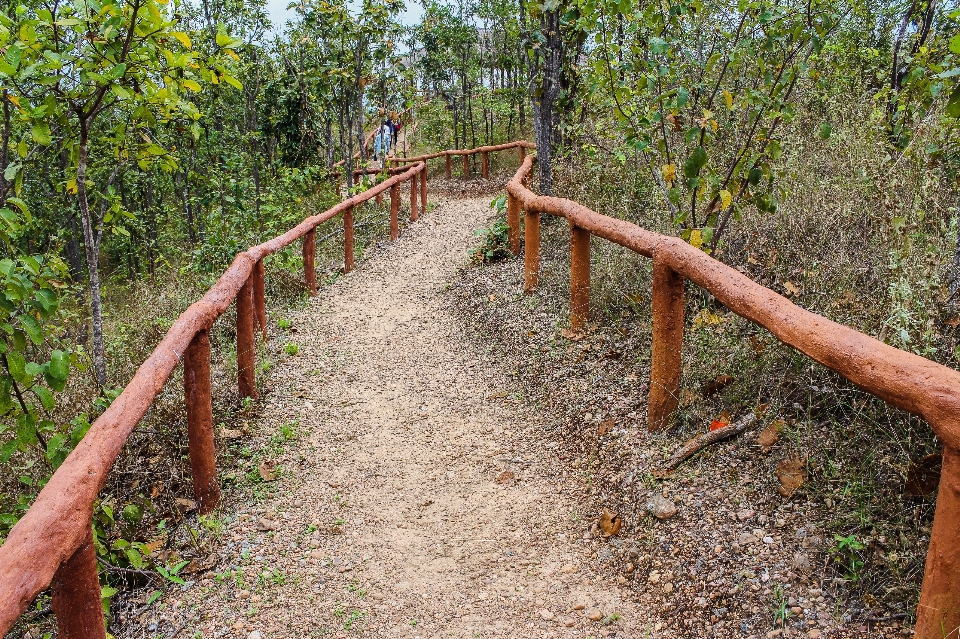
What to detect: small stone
<box><xmin>585</xmin><ymin>608</ymin><xmax>603</xmax><ymax>621</ymax></box>
<box><xmin>309</xmin><ymin>550</ymin><xmax>324</xmax><ymax>560</ymax></box>
<box><xmin>763</xmin><ymin>536</ymin><xmax>775</xmax><ymax>544</ymax></box>
<box><xmin>808</xmin><ymin>631</ymin><xmax>822</xmax><ymax>638</ymax></box>
<box><xmin>766</xmin><ymin>631</ymin><xmax>783</xmax><ymax>638</ymax></box>
<box><xmin>647</xmin><ymin>495</ymin><xmax>678</xmax><ymax>520</ymax></box>
<box><xmin>571</xmin><ymin>602</ymin><xmax>586</xmax><ymax>611</ymax></box>
<box><xmin>663</xmin><ymin>582</ymin><xmax>674</xmax><ymax>594</ymax></box>
<box><xmin>791</xmin><ymin>607</ymin><xmax>803</xmax><ymax>615</ymax></box>
<box><xmin>647</xmin><ymin>570</ymin><xmax>661</xmax><ymax>584</ymax></box>
<box><xmin>737</xmin><ymin>509</ymin><xmax>755</xmax><ymax>521</ymax></box>
<box><xmin>561</xmin><ymin>616</ymin><xmax>575</xmax><ymax>628</ymax></box>
<box><xmin>237</xmin><ymin>590</ymin><xmax>250</xmax><ymax>599</ymax></box>
<box><xmin>560</xmin><ymin>563</ymin><xmax>576</xmax><ymax>573</ymax></box>
<box><xmin>256</xmin><ymin>518</ymin><xmax>279</xmax><ymax>532</ymax></box>
<box><xmin>248</xmin><ymin>632</ymin><xmax>263</xmax><ymax>639</ymax></box>
<box><xmin>540</xmin><ymin>609</ymin><xmax>555</xmax><ymax>621</ymax></box>
<box><xmin>739</xmin><ymin>533</ymin><xmax>759</xmax><ymax>545</ymax></box>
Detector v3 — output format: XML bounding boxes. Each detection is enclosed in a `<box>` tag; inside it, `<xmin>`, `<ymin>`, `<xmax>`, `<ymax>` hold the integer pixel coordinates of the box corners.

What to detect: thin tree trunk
<box><xmin>77</xmin><ymin>123</ymin><xmax>106</xmax><ymax>386</ymax></box>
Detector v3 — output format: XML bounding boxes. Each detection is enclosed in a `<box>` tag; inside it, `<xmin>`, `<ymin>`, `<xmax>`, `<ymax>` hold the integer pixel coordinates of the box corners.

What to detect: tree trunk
<box><xmin>531</xmin><ymin>9</ymin><xmax>561</xmax><ymax>194</ymax></box>
<box><xmin>76</xmin><ymin>123</ymin><xmax>107</xmax><ymax>386</ymax></box>
<box><xmin>951</xmin><ymin>197</ymin><xmax>960</xmax><ymax>311</ymax></box>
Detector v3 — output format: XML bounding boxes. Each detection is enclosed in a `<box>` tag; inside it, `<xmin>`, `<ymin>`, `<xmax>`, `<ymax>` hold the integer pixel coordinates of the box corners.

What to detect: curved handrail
<box><xmin>505</xmin><ymin>153</ymin><xmax>960</xmax><ymax>639</ymax></box>
<box><xmin>0</xmin><ymin>160</ymin><xmax>426</xmax><ymax>633</ymax></box>
<box><xmin>392</xmin><ymin>140</ymin><xmax>535</xmax><ymax>163</ymax></box>
<box><xmin>506</xmin><ymin>155</ymin><xmax>960</xmax><ymax>447</ymax></box>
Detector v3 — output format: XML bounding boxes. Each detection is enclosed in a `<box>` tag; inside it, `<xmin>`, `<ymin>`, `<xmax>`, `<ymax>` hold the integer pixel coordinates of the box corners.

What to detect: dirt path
<box><xmin>176</xmin><ymin>196</ymin><xmax>644</xmax><ymax>638</ymax></box>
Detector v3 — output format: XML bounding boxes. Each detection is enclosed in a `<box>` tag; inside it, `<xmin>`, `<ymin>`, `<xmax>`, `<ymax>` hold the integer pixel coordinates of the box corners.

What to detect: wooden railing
<box><xmin>504</xmin><ymin>153</ymin><xmax>960</xmax><ymax>639</ymax></box>
<box><xmin>0</xmin><ymin>161</ymin><xmax>431</xmax><ymax>638</ymax></box>
<box><xmin>1</xmin><ymin>139</ymin><xmax>956</xmax><ymax>639</ymax></box>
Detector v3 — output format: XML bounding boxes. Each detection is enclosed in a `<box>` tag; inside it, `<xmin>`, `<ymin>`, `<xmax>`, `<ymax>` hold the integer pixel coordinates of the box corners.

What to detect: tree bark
<box><xmin>532</xmin><ymin>9</ymin><xmax>561</xmax><ymax>195</ymax></box>
<box><xmin>76</xmin><ymin>123</ymin><xmax>106</xmax><ymax>386</ymax></box>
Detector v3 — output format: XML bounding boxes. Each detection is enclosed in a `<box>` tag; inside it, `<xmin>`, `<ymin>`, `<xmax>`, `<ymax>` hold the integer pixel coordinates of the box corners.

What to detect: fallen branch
<box><xmin>657</xmin><ymin>413</ymin><xmax>757</xmax><ymax>474</ymax></box>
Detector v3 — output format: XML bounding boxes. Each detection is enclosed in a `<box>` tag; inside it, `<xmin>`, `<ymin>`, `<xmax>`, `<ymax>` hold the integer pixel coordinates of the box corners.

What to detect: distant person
<box><xmin>373</xmin><ymin>127</ymin><xmax>385</xmax><ymax>165</ymax></box>
<box><xmin>381</xmin><ymin>120</ymin><xmax>393</xmax><ymax>158</ymax></box>
<box><xmin>394</xmin><ymin>116</ymin><xmax>402</xmax><ymax>147</ymax></box>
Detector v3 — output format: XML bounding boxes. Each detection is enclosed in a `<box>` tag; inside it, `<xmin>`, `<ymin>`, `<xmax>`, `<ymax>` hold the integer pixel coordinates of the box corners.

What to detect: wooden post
<box><xmin>184</xmin><ymin>329</ymin><xmax>219</xmax><ymax>513</ymax></box>
<box><xmin>252</xmin><ymin>259</ymin><xmax>267</xmax><ymax>340</ymax></box>
<box><xmin>445</xmin><ymin>153</ymin><xmax>452</xmax><ymax>179</ymax></box>
<box><xmin>569</xmin><ymin>224</ymin><xmax>590</xmax><ymax>330</ymax></box>
<box><xmin>344</xmin><ymin>206</ymin><xmax>355</xmax><ymax>273</ymax></box>
<box><xmin>420</xmin><ymin>165</ymin><xmax>427</xmax><ymax>216</ymax></box>
<box><xmin>463</xmin><ymin>153</ymin><xmax>470</xmax><ymax>178</ymax></box>
<box><xmin>519</xmin><ymin>145</ymin><xmax>526</xmax><ymax>162</ymax></box>
<box><xmin>482</xmin><ymin>151</ymin><xmax>489</xmax><ymax>179</ymax></box>
<box><xmin>51</xmin><ymin>526</ymin><xmax>106</xmax><ymax>639</ymax></box>
<box><xmin>375</xmin><ymin>175</ymin><xmax>383</xmax><ymax>206</ymax></box>
<box><xmin>410</xmin><ymin>173</ymin><xmax>419</xmax><ymax>221</ymax></box>
<box><xmin>237</xmin><ymin>277</ymin><xmax>257</xmax><ymax>400</ymax></box>
<box><xmin>507</xmin><ymin>193</ymin><xmax>521</xmax><ymax>256</ymax></box>
<box><xmin>390</xmin><ymin>184</ymin><xmax>400</xmax><ymax>240</ymax></box>
<box><xmin>303</xmin><ymin>229</ymin><xmax>317</xmax><ymax>296</ymax></box>
<box><xmin>524</xmin><ymin>208</ymin><xmax>540</xmax><ymax>293</ymax></box>
<box><xmin>648</xmin><ymin>254</ymin><xmax>685</xmax><ymax>431</ymax></box>
<box><xmin>915</xmin><ymin>444</ymin><xmax>960</xmax><ymax>639</ymax></box>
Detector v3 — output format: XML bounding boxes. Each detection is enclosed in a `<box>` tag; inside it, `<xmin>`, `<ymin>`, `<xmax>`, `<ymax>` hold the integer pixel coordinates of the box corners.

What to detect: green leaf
<box><xmin>122</xmin><ymin>504</ymin><xmax>143</xmax><ymax>524</ymax></box>
<box><xmin>19</xmin><ymin>314</ymin><xmax>42</xmax><ymax>345</ymax></box>
<box><xmin>34</xmin><ymin>385</ymin><xmax>54</xmax><ymax>411</ymax></box>
<box><xmin>49</xmin><ymin>350</ymin><xmax>69</xmax><ymax>380</ymax></box>
<box><xmin>110</xmin><ymin>63</ymin><xmax>127</xmax><ymax>78</ymax></box>
<box><xmin>950</xmin><ymin>33</ymin><xmax>960</xmax><ymax>55</ymax></box>
<box><xmin>31</xmin><ymin>122</ymin><xmax>51</xmax><ymax>145</ymax></box>
<box><xmin>220</xmin><ymin>73</ymin><xmax>242</xmax><ymax>90</ymax></box>
<box><xmin>6</xmin><ymin>351</ymin><xmax>26</xmax><ymax>382</ymax></box>
<box><xmin>110</xmin><ymin>84</ymin><xmax>130</xmax><ymax>99</ymax></box>
<box><xmin>947</xmin><ymin>84</ymin><xmax>960</xmax><ymax>119</ymax></box>
<box><xmin>818</xmin><ymin>122</ymin><xmax>832</xmax><ymax>140</ymax></box>
<box><xmin>45</xmin><ymin>432</ymin><xmax>66</xmax><ymax>464</ymax></box>
<box><xmin>682</xmin><ymin>146</ymin><xmax>708</xmax><ymax>179</ymax></box>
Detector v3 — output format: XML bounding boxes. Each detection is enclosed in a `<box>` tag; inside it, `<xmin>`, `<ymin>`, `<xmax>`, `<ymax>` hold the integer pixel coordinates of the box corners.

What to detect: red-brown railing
<box><xmin>2</xmin><ymin>139</ymin><xmax>956</xmax><ymax>639</ymax></box>
<box><xmin>0</xmin><ymin>139</ymin><xmax>531</xmax><ymax>639</ymax></box>
<box><xmin>504</xmin><ymin>154</ymin><xmax>960</xmax><ymax>639</ymax></box>
<box><xmin>0</xmin><ymin>160</ymin><xmax>434</xmax><ymax>638</ymax></box>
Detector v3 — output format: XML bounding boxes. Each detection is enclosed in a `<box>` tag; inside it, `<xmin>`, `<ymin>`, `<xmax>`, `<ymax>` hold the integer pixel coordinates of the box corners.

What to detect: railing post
<box><xmin>519</xmin><ymin>145</ymin><xmax>526</xmax><ymax>162</ymax></box>
<box><xmin>507</xmin><ymin>192</ymin><xmax>521</xmax><ymax>256</ymax></box>
<box><xmin>410</xmin><ymin>173</ymin><xmax>419</xmax><ymax>222</ymax></box>
<box><xmin>344</xmin><ymin>206</ymin><xmax>355</xmax><ymax>273</ymax></box>
<box><xmin>445</xmin><ymin>153</ymin><xmax>452</xmax><ymax>179</ymax></box>
<box><xmin>237</xmin><ymin>276</ymin><xmax>257</xmax><ymax>400</ymax></box>
<box><xmin>420</xmin><ymin>165</ymin><xmax>427</xmax><ymax>216</ymax></box>
<box><xmin>184</xmin><ymin>329</ymin><xmax>219</xmax><ymax>513</ymax></box>
<box><xmin>375</xmin><ymin>174</ymin><xmax>383</xmax><ymax>206</ymax></box>
<box><xmin>463</xmin><ymin>153</ymin><xmax>470</xmax><ymax>178</ymax></box>
<box><xmin>648</xmin><ymin>254</ymin><xmax>685</xmax><ymax>431</ymax></box>
<box><xmin>569</xmin><ymin>223</ymin><xmax>590</xmax><ymax>330</ymax></box>
<box><xmin>252</xmin><ymin>259</ymin><xmax>267</xmax><ymax>340</ymax></box>
<box><xmin>915</xmin><ymin>444</ymin><xmax>960</xmax><ymax>639</ymax></box>
<box><xmin>51</xmin><ymin>525</ymin><xmax>106</xmax><ymax>639</ymax></box>
<box><xmin>303</xmin><ymin>229</ymin><xmax>317</xmax><ymax>296</ymax></box>
<box><xmin>524</xmin><ymin>207</ymin><xmax>540</xmax><ymax>294</ymax></box>
<box><xmin>482</xmin><ymin>151</ymin><xmax>489</xmax><ymax>179</ymax></box>
<box><xmin>390</xmin><ymin>184</ymin><xmax>400</xmax><ymax>240</ymax></box>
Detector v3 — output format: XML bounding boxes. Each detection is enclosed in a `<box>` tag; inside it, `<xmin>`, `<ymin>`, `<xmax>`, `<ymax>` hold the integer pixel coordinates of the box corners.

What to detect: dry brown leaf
<box><xmin>559</xmin><ymin>328</ymin><xmax>584</xmax><ymax>341</ymax></box>
<box><xmin>495</xmin><ymin>470</ymin><xmax>516</xmax><ymax>485</ymax></box>
<box><xmin>784</xmin><ymin>281</ymin><xmax>800</xmax><ymax>296</ymax></box>
<box><xmin>597</xmin><ymin>419</ymin><xmax>614</xmax><ymax>436</ymax></box>
<box><xmin>598</xmin><ymin>508</ymin><xmax>622</xmax><ymax>537</ymax></box>
<box><xmin>144</xmin><ymin>537</ymin><xmax>166</xmax><ymax>554</ymax></box>
<box><xmin>775</xmin><ymin>457</ymin><xmax>807</xmax><ymax>497</ymax></box>
<box><xmin>701</xmin><ymin>374</ymin><xmax>734</xmax><ymax>397</ymax></box>
<box><xmin>182</xmin><ymin>553</ymin><xmax>218</xmax><ymax>575</ymax></box>
<box><xmin>757</xmin><ymin>420</ymin><xmax>785</xmax><ymax>453</ymax></box>
<box><xmin>175</xmin><ymin>498</ymin><xmax>197</xmax><ymax>511</ymax></box>
<box><xmin>749</xmin><ymin>334</ymin><xmax>766</xmax><ymax>355</ymax></box>
<box><xmin>487</xmin><ymin>390</ymin><xmax>508</xmax><ymax>400</ymax></box>
<box><xmin>258</xmin><ymin>460</ymin><xmax>279</xmax><ymax>482</ymax></box>
<box><xmin>220</xmin><ymin>428</ymin><xmax>242</xmax><ymax>439</ymax></box>
<box><xmin>905</xmin><ymin>453</ymin><xmax>942</xmax><ymax>496</ymax></box>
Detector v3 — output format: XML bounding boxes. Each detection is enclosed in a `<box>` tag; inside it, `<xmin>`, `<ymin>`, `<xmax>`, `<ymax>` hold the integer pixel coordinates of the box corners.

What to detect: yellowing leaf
<box><xmin>723</xmin><ymin>90</ymin><xmax>733</xmax><ymax>110</ymax></box>
<box><xmin>6</xmin><ymin>94</ymin><xmax>20</xmax><ymax>108</ymax></box>
<box><xmin>226</xmin><ymin>48</ymin><xmax>240</xmax><ymax>61</ymax></box>
<box><xmin>182</xmin><ymin>79</ymin><xmax>201</xmax><ymax>92</ymax></box>
<box><xmin>662</xmin><ymin>163</ymin><xmax>676</xmax><ymax>185</ymax></box>
<box><xmin>720</xmin><ymin>189</ymin><xmax>732</xmax><ymax>210</ymax></box>
<box><xmin>694</xmin><ymin>309</ymin><xmax>726</xmax><ymax>328</ymax></box>
<box><xmin>689</xmin><ymin>228</ymin><xmax>703</xmax><ymax>249</ymax></box>
<box><xmin>171</xmin><ymin>31</ymin><xmax>192</xmax><ymax>49</ymax></box>
<box><xmin>66</xmin><ymin>179</ymin><xmax>77</xmax><ymax>194</ymax></box>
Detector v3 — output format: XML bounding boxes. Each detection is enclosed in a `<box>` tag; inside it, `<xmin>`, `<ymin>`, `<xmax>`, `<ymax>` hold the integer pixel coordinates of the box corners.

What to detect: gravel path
<box><xmin>176</xmin><ymin>196</ymin><xmax>644</xmax><ymax>638</ymax></box>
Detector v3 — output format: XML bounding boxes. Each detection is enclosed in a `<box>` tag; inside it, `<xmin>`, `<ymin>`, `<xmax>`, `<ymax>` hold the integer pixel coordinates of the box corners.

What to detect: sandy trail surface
<box><xmin>176</xmin><ymin>196</ymin><xmax>644</xmax><ymax>638</ymax></box>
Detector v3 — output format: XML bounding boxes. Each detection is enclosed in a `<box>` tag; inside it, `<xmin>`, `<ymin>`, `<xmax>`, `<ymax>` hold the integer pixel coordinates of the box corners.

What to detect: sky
<box><xmin>263</xmin><ymin>0</ymin><xmax>425</xmax><ymax>34</ymax></box>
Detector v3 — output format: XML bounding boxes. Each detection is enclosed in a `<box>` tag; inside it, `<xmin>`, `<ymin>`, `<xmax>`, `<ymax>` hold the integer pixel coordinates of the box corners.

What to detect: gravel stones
<box><xmin>647</xmin><ymin>494</ymin><xmax>678</xmax><ymax>520</ymax></box>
